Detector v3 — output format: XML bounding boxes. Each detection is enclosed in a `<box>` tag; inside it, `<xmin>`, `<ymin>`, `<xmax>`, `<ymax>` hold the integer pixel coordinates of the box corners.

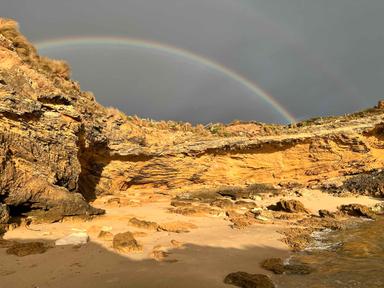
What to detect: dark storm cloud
<box><xmin>2</xmin><ymin>0</ymin><xmax>384</xmax><ymax>123</ymax></box>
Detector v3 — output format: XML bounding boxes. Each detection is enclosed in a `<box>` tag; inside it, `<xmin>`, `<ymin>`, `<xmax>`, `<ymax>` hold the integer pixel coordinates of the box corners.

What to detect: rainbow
<box><xmin>35</xmin><ymin>36</ymin><xmax>296</xmax><ymax>123</ymax></box>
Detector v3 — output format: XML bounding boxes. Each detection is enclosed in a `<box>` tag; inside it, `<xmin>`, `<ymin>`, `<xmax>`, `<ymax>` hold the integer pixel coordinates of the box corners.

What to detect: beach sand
<box><xmin>1</xmin><ymin>190</ymin><xmax>380</xmax><ymax>288</ymax></box>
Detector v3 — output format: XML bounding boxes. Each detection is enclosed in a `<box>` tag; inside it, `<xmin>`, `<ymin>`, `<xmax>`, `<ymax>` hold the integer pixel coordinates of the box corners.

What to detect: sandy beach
<box><xmin>1</xmin><ymin>189</ymin><xmax>380</xmax><ymax>288</ymax></box>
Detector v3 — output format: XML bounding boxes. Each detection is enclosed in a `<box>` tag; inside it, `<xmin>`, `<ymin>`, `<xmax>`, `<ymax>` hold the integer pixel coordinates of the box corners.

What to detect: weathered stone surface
<box><xmin>6</xmin><ymin>241</ymin><xmax>50</xmax><ymax>257</ymax></box>
<box><xmin>0</xmin><ymin>238</ymin><xmax>16</xmax><ymax>248</ymax></box>
<box><xmin>235</xmin><ymin>200</ymin><xmax>258</xmax><ymax>210</ymax></box>
<box><xmin>0</xmin><ymin>204</ymin><xmax>9</xmax><ymax>224</ymax></box>
<box><xmin>158</xmin><ymin>221</ymin><xmax>197</xmax><ymax>233</ymax></box>
<box><xmin>224</xmin><ymin>272</ymin><xmax>275</xmax><ymax>288</ymax></box>
<box><xmin>261</xmin><ymin>257</ymin><xmax>314</xmax><ymax>275</ymax></box>
<box><xmin>217</xmin><ymin>184</ymin><xmax>275</xmax><ymax>201</ymax></box>
<box><xmin>168</xmin><ymin>205</ymin><xmax>220</xmax><ymax>217</ymax></box>
<box><xmin>371</xmin><ymin>203</ymin><xmax>384</xmax><ymax>214</ymax></box>
<box><xmin>128</xmin><ymin>217</ymin><xmax>159</xmax><ymax>230</ymax></box>
<box><xmin>261</xmin><ymin>258</ymin><xmax>285</xmax><ymax>274</ymax></box>
<box><xmin>338</xmin><ymin>204</ymin><xmax>374</xmax><ymax>219</ymax></box>
<box><xmin>2</xmin><ymin>17</ymin><xmax>384</xmax><ymax>236</ymax></box>
<box><xmin>98</xmin><ymin>230</ymin><xmax>114</xmax><ymax>241</ymax></box>
<box><xmin>268</xmin><ymin>200</ymin><xmax>310</xmax><ymax>214</ymax></box>
<box><xmin>210</xmin><ymin>198</ymin><xmax>234</xmax><ymax>209</ymax></box>
<box><xmin>318</xmin><ymin>209</ymin><xmax>335</xmax><ymax>218</ymax></box>
<box><xmin>226</xmin><ymin>211</ymin><xmax>256</xmax><ymax>229</ymax></box>
<box><xmin>0</xmin><ymin>18</ymin><xmax>108</xmax><ymax>225</ymax></box>
<box><xmin>340</xmin><ymin>170</ymin><xmax>384</xmax><ymax>197</ymax></box>
<box><xmin>113</xmin><ymin>232</ymin><xmax>142</xmax><ymax>253</ymax></box>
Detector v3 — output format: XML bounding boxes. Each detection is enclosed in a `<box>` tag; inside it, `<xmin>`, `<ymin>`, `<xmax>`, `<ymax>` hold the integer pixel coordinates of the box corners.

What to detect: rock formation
<box><xmin>1</xmin><ymin>17</ymin><xmax>384</xmax><ymax>230</ymax></box>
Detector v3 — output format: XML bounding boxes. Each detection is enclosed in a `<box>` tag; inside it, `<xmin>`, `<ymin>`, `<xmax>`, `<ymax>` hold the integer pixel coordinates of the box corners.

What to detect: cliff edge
<box><xmin>1</xmin><ymin>18</ymin><xmax>384</xmax><ymax>231</ymax></box>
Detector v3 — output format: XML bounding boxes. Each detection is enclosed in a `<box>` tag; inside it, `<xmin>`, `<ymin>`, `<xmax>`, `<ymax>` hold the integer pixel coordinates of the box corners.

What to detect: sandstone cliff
<box><xmin>1</xmin><ymin>18</ymin><xmax>384</xmax><ymax>231</ymax></box>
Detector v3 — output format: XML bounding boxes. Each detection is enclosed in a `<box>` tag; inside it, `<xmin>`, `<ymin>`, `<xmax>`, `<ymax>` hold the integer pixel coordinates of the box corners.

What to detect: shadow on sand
<box><xmin>0</xmin><ymin>239</ymin><xmax>286</xmax><ymax>288</ymax></box>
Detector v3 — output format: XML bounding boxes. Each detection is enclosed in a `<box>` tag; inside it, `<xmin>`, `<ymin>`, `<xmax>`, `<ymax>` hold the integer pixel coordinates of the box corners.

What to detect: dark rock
<box><xmin>268</xmin><ymin>200</ymin><xmax>310</xmax><ymax>213</ymax></box>
<box><xmin>284</xmin><ymin>263</ymin><xmax>314</xmax><ymax>275</ymax></box>
<box><xmin>6</xmin><ymin>242</ymin><xmax>50</xmax><ymax>257</ymax></box>
<box><xmin>339</xmin><ymin>170</ymin><xmax>384</xmax><ymax>197</ymax></box>
<box><xmin>0</xmin><ymin>238</ymin><xmax>16</xmax><ymax>248</ymax></box>
<box><xmin>261</xmin><ymin>258</ymin><xmax>314</xmax><ymax>275</ymax></box>
<box><xmin>318</xmin><ymin>209</ymin><xmax>335</xmax><ymax>218</ymax></box>
<box><xmin>261</xmin><ymin>258</ymin><xmax>285</xmax><ymax>274</ymax></box>
<box><xmin>218</xmin><ymin>184</ymin><xmax>276</xmax><ymax>201</ymax></box>
<box><xmin>217</xmin><ymin>187</ymin><xmax>248</xmax><ymax>200</ymax></box>
<box><xmin>224</xmin><ymin>272</ymin><xmax>275</xmax><ymax>288</ymax></box>
<box><xmin>338</xmin><ymin>204</ymin><xmax>374</xmax><ymax>219</ymax></box>
<box><xmin>113</xmin><ymin>232</ymin><xmax>142</xmax><ymax>253</ymax></box>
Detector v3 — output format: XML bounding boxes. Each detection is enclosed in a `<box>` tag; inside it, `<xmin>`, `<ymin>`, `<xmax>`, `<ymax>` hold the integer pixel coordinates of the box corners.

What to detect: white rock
<box><xmin>256</xmin><ymin>215</ymin><xmax>270</xmax><ymax>222</ymax></box>
<box><xmin>55</xmin><ymin>232</ymin><xmax>89</xmax><ymax>246</ymax></box>
<box><xmin>101</xmin><ymin>226</ymin><xmax>113</xmax><ymax>232</ymax></box>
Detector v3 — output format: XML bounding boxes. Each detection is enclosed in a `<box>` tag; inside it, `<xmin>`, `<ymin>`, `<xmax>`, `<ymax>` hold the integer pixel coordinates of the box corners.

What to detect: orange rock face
<box><xmin>1</xmin><ymin>18</ymin><xmax>384</xmax><ymax>231</ymax></box>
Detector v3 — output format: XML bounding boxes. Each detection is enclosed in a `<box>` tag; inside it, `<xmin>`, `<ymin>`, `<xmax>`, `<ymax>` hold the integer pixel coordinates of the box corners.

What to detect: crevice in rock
<box><xmin>0</xmin><ymin>110</ymin><xmax>43</xmax><ymax>122</ymax></box>
<box><xmin>37</xmin><ymin>94</ymin><xmax>71</xmax><ymax>105</ymax></box>
<box><xmin>8</xmin><ymin>203</ymin><xmax>35</xmax><ymax>218</ymax></box>
<box><xmin>77</xmin><ymin>126</ymin><xmax>110</xmax><ymax>201</ymax></box>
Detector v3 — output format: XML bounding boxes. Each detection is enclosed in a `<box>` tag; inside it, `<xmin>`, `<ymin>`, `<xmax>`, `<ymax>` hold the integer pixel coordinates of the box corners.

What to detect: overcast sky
<box><xmin>2</xmin><ymin>0</ymin><xmax>384</xmax><ymax>123</ymax></box>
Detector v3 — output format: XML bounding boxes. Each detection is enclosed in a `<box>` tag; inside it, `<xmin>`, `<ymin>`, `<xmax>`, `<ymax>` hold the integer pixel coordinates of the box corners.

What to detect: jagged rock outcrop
<box><xmin>0</xmin><ymin>18</ymin><xmax>108</xmax><ymax>221</ymax></box>
<box><xmin>1</xmin><ymin>18</ymin><xmax>384</xmax><ymax>228</ymax></box>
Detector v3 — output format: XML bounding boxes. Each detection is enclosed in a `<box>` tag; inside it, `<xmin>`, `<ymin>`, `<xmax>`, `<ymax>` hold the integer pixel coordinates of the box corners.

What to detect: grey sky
<box><xmin>2</xmin><ymin>0</ymin><xmax>384</xmax><ymax>123</ymax></box>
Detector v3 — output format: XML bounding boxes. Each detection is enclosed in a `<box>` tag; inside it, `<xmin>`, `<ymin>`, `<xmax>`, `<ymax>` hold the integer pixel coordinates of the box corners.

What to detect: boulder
<box><xmin>268</xmin><ymin>200</ymin><xmax>310</xmax><ymax>213</ymax></box>
<box><xmin>113</xmin><ymin>232</ymin><xmax>142</xmax><ymax>253</ymax></box>
<box><xmin>261</xmin><ymin>258</ymin><xmax>285</xmax><ymax>274</ymax></box>
<box><xmin>6</xmin><ymin>242</ymin><xmax>50</xmax><ymax>257</ymax></box>
<box><xmin>224</xmin><ymin>272</ymin><xmax>275</xmax><ymax>288</ymax></box>
<box><xmin>261</xmin><ymin>258</ymin><xmax>314</xmax><ymax>275</ymax></box>
<box><xmin>338</xmin><ymin>204</ymin><xmax>374</xmax><ymax>219</ymax></box>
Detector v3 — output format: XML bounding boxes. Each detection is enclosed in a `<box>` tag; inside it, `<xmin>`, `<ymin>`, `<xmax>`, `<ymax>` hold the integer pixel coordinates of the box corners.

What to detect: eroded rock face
<box><xmin>2</xmin><ymin>17</ymin><xmax>384</xmax><ymax>232</ymax></box>
<box><xmin>0</xmin><ymin>204</ymin><xmax>9</xmax><ymax>223</ymax></box>
<box><xmin>338</xmin><ymin>204</ymin><xmax>374</xmax><ymax>219</ymax></box>
<box><xmin>340</xmin><ymin>170</ymin><xmax>384</xmax><ymax>197</ymax></box>
<box><xmin>0</xmin><ymin>18</ymin><xmax>108</xmax><ymax>222</ymax></box>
